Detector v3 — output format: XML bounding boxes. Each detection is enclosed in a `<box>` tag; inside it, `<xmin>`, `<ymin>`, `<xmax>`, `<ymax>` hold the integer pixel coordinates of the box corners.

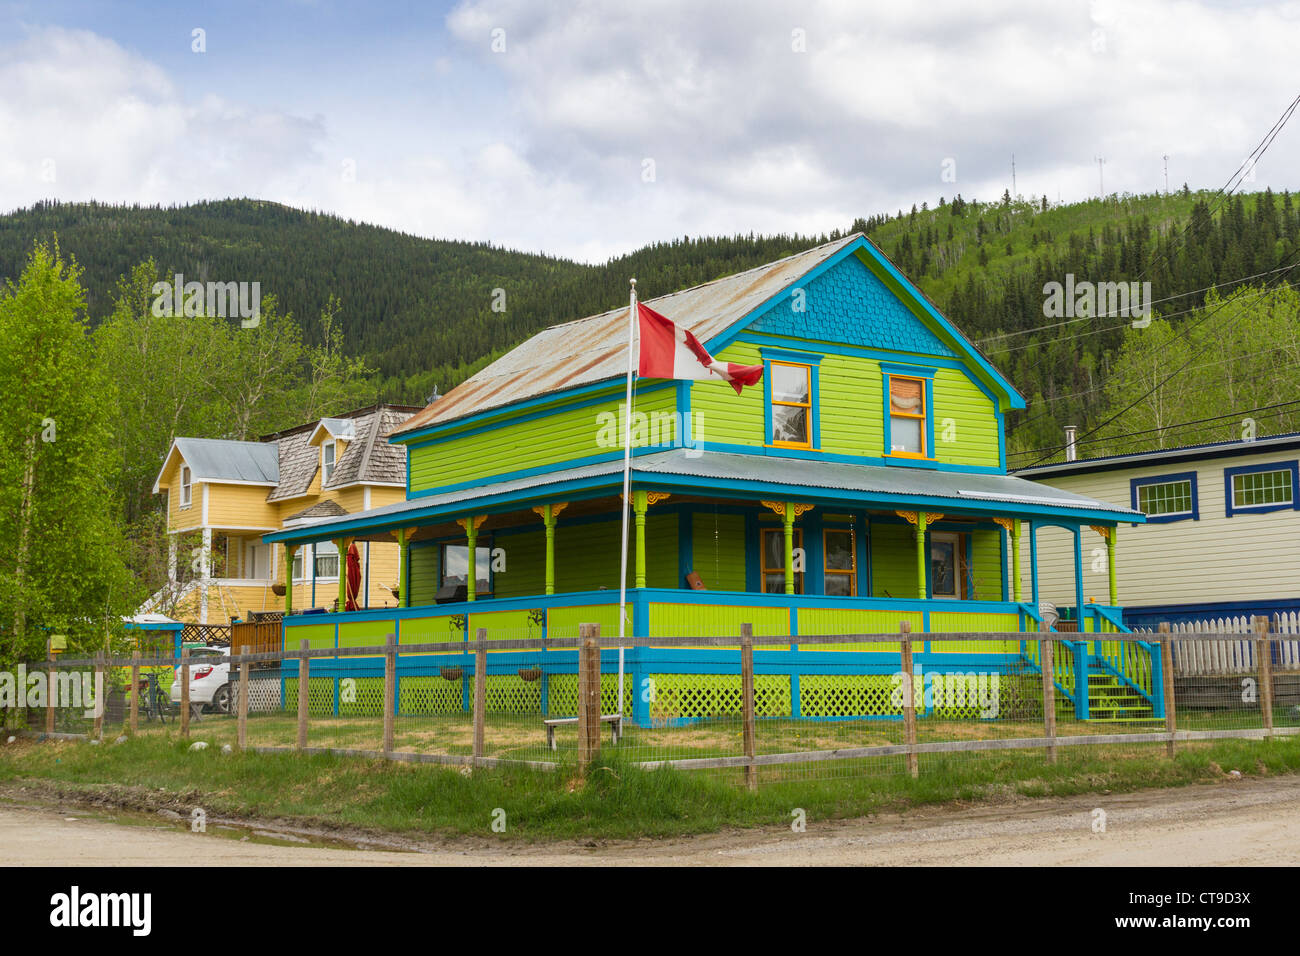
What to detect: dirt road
<box><xmin>2</xmin><ymin>775</ymin><xmax>1298</xmax><ymax>865</ymax></box>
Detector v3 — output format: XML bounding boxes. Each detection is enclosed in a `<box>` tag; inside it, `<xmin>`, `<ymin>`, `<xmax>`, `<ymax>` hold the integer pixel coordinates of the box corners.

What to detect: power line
<box><xmin>1015</xmin><ymin>248</ymin><xmax>1300</xmax><ymax>467</ymax></box>
<box><xmin>1009</xmin><ymin>399</ymin><xmax>1300</xmax><ymax>462</ymax></box>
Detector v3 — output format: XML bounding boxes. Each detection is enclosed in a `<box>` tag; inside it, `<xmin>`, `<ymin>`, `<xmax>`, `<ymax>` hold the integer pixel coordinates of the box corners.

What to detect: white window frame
<box><xmin>180</xmin><ymin>465</ymin><xmax>192</xmax><ymax>507</ymax></box>
<box><xmin>292</xmin><ymin>545</ymin><xmax>310</xmax><ymax>583</ymax></box>
<box><xmin>314</xmin><ymin>540</ymin><xmax>340</xmax><ymax>581</ymax></box>
<box><xmin>323</xmin><ymin>440</ymin><xmax>337</xmax><ymax>484</ymax></box>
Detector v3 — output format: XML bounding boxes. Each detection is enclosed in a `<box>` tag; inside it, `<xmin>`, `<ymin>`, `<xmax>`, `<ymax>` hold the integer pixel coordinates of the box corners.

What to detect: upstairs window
<box><xmin>323</xmin><ymin>441</ymin><xmax>337</xmax><ymax>483</ymax></box>
<box><xmin>1131</xmin><ymin>473</ymin><xmax>1197</xmax><ymax>523</ymax></box>
<box><xmin>888</xmin><ymin>376</ymin><xmax>927</xmax><ymax>457</ymax></box>
<box><xmin>1225</xmin><ymin>462</ymin><xmax>1299</xmax><ymax>517</ymax></box>
<box><xmin>769</xmin><ymin>362</ymin><xmax>812</xmax><ymax>448</ymax></box>
<box><xmin>180</xmin><ymin>465</ymin><xmax>193</xmax><ymax>507</ymax></box>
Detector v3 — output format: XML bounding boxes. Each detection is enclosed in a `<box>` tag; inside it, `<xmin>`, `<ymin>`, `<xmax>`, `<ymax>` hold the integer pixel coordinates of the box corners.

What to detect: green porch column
<box><xmin>284</xmin><ymin>544</ymin><xmax>298</xmax><ymax>615</ymax></box>
<box><xmin>914</xmin><ymin>512</ymin><xmax>928</xmax><ymax>599</ymax></box>
<box><xmin>1099</xmin><ymin>524</ymin><xmax>1118</xmax><ymax>607</ymax></box>
<box><xmin>335</xmin><ymin>537</ymin><xmax>352</xmax><ymax>611</ymax></box>
<box><xmin>532</xmin><ymin>503</ymin><xmax>568</xmax><ymax>595</ymax></box>
<box><xmin>783</xmin><ymin>502</ymin><xmax>796</xmax><ymax>595</ymax></box>
<box><xmin>999</xmin><ymin>517</ymin><xmax>1022</xmax><ymax>603</ymax></box>
<box><xmin>634</xmin><ymin>491</ymin><xmax>649</xmax><ymax>588</ymax></box>
<box><xmin>394</xmin><ymin>528</ymin><xmax>415</xmax><ymax>607</ymax></box>
<box><xmin>457</xmin><ymin>517</ymin><xmax>485</xmax><ymax>602</ymax></box>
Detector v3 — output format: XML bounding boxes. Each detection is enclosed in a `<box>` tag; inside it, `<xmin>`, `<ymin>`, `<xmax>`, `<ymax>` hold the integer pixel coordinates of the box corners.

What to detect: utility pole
<box><xmin>1095</xmin><ymin>156</ymin><xmax>1106</xmax><ymax>197</ymax></box>
<box><xmin>1162</xmin><ymin>154</ymin><xmax>1169</xmax><ymax>195</ymax></box>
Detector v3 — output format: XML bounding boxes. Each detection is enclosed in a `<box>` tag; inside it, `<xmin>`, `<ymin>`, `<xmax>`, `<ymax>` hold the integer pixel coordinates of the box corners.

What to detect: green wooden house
<box><xmin>264</xmin><ymin>233</ymin><xmax>1156</xmax><ymax>724</ymax></box>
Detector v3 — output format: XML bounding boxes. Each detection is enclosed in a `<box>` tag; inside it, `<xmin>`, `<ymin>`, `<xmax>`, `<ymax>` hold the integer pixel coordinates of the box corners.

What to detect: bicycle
<box><xmin>136</xmin><ymin>672</ymin><xmax>171</xmax><ymax>723</ymax></box>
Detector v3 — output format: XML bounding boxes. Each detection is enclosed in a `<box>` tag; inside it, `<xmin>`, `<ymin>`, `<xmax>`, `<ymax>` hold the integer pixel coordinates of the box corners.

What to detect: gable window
<box><xmin>180</xmin><ymin>465</ymin><xmax>193</xmax><ymax>507</ymax></box>
<box><xmin>823</xmin><ymin>528</ymin><xmax>857</xmax><ymax>596</ymax></box>
<box><xmin>314</xmin><ymin>540</ymin><xmax>339</xmax><ymax>580</ymax></box>
<box><xmin>323</xmin><ymin>441</ymin><xmax>337</xmax><ymax>483</ymax></box>
<box><xmin>769</xmin><ymin>362</ymin><xmax>812</xmax><ymax>448</ymax></box>
<box><xmin>1224</xmin><ymin>461</ymin><xmax>1300</xmax><ymax>517</ymax></box>
<box><xmin>441</xmin><ymin>542</ymin><xmax>493</xmax><ymax>597</ymax></box>
<box><xmin>887</xmin><ymin>376</ymin><xmax>927</xmax><ymax>457</ymax></box>
<box><xmin>761</xmin><ymin>527</ymin><xmax>803</xmax><ymax>594</ymax></box>
<box><xmin>1131</xmin><ymin>472</ymin><xmax>1198</xmax><ymax>523</ymax></box>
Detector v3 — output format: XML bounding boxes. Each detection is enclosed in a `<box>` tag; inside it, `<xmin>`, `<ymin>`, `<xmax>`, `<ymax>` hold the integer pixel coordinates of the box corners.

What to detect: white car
<box><xmin>169</xmin><ymin>646</ymin><xmax>234</xmax><ymax>714</ymax></box>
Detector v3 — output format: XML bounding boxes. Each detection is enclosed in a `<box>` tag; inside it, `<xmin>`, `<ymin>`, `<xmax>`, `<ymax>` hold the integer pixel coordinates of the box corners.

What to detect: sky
<box><xmin>2</xmin><ymin>0</ymin><xmax>1300</xmax><ymax>263</ymax></box>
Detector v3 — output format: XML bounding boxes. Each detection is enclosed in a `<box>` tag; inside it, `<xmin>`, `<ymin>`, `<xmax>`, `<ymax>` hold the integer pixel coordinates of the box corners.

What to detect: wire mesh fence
<box><xmin>14</xmin><ymin>621</ymin><xmax>1300</xmax><ymax>787</ymax></box>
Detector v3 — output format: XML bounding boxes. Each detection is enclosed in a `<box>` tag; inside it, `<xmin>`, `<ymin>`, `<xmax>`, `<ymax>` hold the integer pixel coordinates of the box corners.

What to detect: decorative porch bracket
<box><xmin>761</xmin><ymin>500</ymin><xmax>814</xmax><ymax>594</ymax></box>
<box><xmin>530</xmin><ymin>503</ymin><xmax>569</xmax><ymax>595</ymax></box>
<box><xmin>455</xmin><ymin>516</ymin><xmax>488</xmax><ymax>601</ymax></box>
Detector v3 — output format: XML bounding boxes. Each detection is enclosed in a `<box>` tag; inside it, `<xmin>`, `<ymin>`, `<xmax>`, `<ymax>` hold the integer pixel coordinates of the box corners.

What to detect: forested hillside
<box><xmin>3</xmin><ymin>188</ymin><xmax>1298</xmax><ymax>464</ymax></box>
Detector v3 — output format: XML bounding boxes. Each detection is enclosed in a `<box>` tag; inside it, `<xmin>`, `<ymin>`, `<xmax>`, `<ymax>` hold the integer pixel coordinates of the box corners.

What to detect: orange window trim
<box><xmin>887</xmin><ymin>374</ymin><xmax>929</xmax><ymax>459</ymax></box>
<box><xmin>770</xmin><ymin>361</ymin><xmax>813</xmax><ymax>450</ymax></box>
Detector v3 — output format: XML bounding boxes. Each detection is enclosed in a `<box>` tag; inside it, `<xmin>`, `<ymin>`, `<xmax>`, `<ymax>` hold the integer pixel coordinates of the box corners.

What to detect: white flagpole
<box><xmin>617</xmin><ymin>278</ymin><xmax>637</xmax><ymax>723</ymax></box>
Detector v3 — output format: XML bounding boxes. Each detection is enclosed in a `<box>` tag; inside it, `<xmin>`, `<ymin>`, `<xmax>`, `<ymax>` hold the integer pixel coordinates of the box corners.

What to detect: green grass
<box><xmin>2</xmin><ymin>731</ymin><xmax>1299</xmax><ymax>842</ymax></box>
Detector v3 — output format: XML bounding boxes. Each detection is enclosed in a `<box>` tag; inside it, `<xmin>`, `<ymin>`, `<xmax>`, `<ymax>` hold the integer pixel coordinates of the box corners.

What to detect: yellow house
<box><xmin>149</xmin><ymin>404</ymin><xmax>419</xmax><ymax>625</ymax></box>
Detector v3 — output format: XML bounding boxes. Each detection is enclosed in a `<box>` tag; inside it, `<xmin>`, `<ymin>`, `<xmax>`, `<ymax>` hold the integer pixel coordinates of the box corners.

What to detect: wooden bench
<box><xmin>543</xmin><ymin>714</ymin><xmax>622</xmax><ymax>750</ymax></box>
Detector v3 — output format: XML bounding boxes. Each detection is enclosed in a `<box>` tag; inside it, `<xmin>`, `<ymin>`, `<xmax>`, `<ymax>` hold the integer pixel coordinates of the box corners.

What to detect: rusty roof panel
<box><xmin>392</xmin><ymin>233</ymin><xmax>862</xmax><ymax>436</ymax></box>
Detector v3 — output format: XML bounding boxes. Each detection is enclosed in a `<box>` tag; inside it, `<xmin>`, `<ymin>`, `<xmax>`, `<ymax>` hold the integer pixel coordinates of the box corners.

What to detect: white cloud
<box><xmin>4</xmin><ymin>4</ymin><xmax>1300</xmax><ymax>264</ymax></box>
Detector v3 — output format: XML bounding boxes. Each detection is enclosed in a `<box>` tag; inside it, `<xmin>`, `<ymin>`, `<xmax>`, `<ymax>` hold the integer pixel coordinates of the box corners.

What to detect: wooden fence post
<box><xmin>577</xmin><ymin>623</ymin><xmax>601</xmax><ymax>772</ymax></box>
<box><xmin>1254</xmin><ymin>615</ymin><xmax>1274</xmax><ymax>737</ymax></box>
<box><xmin>1159</xmin><ymin>622</ymin><xmax>1176</xmax><ymax>757</ymax></box>
<box><xmin>900</xmin><ymin>621</ymin><xmax>918</xmax><ymax>779</ymax></box>
<box><xmin>296</xmin><ymin>638</ymin><xmax>310</xmax><ymax>750</ymax></box>
<box><xmin>237</xmin><ymin>653</ymin><xmax>249</xmax><ymax>752</ymax></box>
<box><xmin>472</xmin><ymin>628</ymin><xmax>487</xmax><ymax>762</ymax></box>
<box><xmin>740</xmin><ymin>623</ymin><xmax>757</xmax><ymax>790</ymax></box>
<box><xmin>45</xmin><ymin>640</ymin><xmax>56</xmax><ymax>735</ymax></box>
<box><xmin>1039</xmin><ymin>620</ymin><xmax>1057</xmax><ymax>765</ymax></box>
<box><xmin>384</xmin><ymin>632</ymin><xmax>397</xmax><ymax>756</ymax></box>
<box><xmin>130</xmin><ymin>648</ymin><xmax>140</xmax><ymax>736</ymax></box>
<box><xmin>93</xmin><ymin>651</ymin><xmax>105</xmax><ymax>740</ymax></box>
<box><xmin>179</xmin><ymin>647</ymin><xmax>190</xmax><ymax>739</ymax></box>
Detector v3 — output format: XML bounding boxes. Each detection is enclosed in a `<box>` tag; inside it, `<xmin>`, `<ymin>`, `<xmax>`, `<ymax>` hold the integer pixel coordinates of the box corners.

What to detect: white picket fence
<box><xmin>1134</xmin><ymin>613</ymin><xmax>1300</xmax><ymax>676</ymax></box>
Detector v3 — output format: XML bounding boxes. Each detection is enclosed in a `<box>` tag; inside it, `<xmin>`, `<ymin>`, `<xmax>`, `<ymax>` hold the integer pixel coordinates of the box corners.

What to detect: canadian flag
<box><xmin>636</xmin><ymin>302</ymin><xmax>763</xmax><ymax>395</ymax></box>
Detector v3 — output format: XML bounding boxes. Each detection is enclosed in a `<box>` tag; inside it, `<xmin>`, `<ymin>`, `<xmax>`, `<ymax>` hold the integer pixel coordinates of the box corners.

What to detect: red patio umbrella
<box><xmin>345</xmin><ymin>542</ymin><xmax>362</xmax><ymax>611</ymax></box>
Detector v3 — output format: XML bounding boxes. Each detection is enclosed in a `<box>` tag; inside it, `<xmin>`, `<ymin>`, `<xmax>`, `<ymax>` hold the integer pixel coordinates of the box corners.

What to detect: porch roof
<box><xmin>263</xmin><ymin>449</ymin><xmax>1142</xmax><ymax>546</ymax></box>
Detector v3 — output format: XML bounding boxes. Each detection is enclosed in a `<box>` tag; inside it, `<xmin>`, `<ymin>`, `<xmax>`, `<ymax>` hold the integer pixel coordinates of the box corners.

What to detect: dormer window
<box><xmin>323</xmin><ymin>441</ymin><xmax>336</xmax><ymax>483</ymax></box>
<box><xmin>180</xmin><ymin>465</ymin><xmax>193</xmax><ymax>507</ymax></box>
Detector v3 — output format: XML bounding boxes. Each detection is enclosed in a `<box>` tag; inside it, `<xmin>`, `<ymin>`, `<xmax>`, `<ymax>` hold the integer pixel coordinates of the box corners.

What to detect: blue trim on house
<box><xmin>879</xmin><ymin>370</ymin><xmax>937</xmax><ymax>464</ymax></box>
<box><xmin>759</xmin><ymin>346</ymin><xmax>824</xmax><ymax>366</ymax></box>
<box><xmin>1129</xmin><ymin>471</ymin><xmax>1199</xmax><ymax>524</ymax></box>
<box><xmin>1222</xmin><ymin>459</ymin><xmax>1300</xmax><ymax>517</ymax></box>
<box><xmin>1123</xmin><ymin>596</ymin><xmax>1300</xmax><ymax>630</ymax></box>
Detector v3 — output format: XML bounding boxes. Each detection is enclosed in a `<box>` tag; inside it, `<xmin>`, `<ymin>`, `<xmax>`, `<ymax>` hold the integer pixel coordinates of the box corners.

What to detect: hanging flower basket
<box><xmin>440</xmin><ymin>666</ymin><xmax>463</xmax><ymax>682</ymax></box>
<box><xmin>271</xmin><ymin>583</ymin><xmax>287</xmax><ymax>596</ymax></box>
<box><xmin>517</xmin><ymin>667</ymin><xmax>542</xmax><ymax>683</ymax></box>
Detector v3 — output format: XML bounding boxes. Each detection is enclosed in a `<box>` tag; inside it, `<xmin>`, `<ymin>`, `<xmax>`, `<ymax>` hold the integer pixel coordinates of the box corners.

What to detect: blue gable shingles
<box><xmin>748</xmin><ymin>253</ymin><xmax>955</xmax><ymax>357</ymax></box>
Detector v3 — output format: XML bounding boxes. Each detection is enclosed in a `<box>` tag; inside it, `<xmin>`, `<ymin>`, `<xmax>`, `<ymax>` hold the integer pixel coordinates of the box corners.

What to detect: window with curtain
<box><xmin>888</xmin><ymin>376</ymin><xmax>926</xmax><ymax>456</ymax></box>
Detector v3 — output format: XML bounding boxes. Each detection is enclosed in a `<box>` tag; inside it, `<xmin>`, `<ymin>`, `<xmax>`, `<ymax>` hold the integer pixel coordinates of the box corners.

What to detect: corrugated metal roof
<box><xmin>173</xmin><ymin>438</ymin><xmax>279</xmax><ymax>483</ymax></box>
<box><xmin>267</xmin><ymin>449</ymin><xmax>1137</xmax><ymax>543</ymax></box>
<box><xmin>1015</xmin><ymin>431</ymin><xmax>1300</xmax><ymax>479</ymax></box>
<box><xmin>391</xmin><ymin>234</ymin><xmax>863</xmax><ymax>436</ymax></box>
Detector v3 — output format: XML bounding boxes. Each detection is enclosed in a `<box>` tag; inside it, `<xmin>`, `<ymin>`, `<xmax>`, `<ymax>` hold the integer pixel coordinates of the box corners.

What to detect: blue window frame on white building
<box><xmin>1129</xmin><ymin>471</ymin><xmax>1198</xmax><ymax>523</ymax></box>
<box><xmin>1223</xmin><ymin>460</ymin><xmax>1300</xmax><ymax>517</ymax></box>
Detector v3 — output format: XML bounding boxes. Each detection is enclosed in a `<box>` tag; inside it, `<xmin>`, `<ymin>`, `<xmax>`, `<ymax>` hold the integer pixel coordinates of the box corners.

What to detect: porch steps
<box><xmin>1082</xmin><ymin>671</ymin><xmax>1158</xmax><ymax>723</ymax></box>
